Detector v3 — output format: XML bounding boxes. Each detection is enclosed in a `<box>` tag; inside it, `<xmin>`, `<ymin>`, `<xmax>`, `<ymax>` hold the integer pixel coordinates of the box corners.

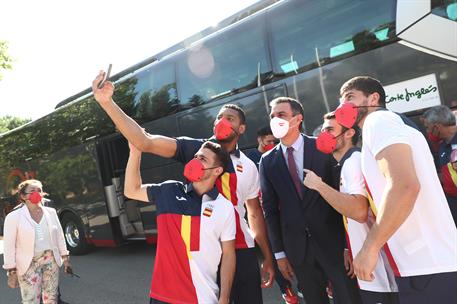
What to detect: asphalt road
<box><xmin>0</xmin><ymin>240</ymin><xmax>297</xmax><ymax>304</ymax></box>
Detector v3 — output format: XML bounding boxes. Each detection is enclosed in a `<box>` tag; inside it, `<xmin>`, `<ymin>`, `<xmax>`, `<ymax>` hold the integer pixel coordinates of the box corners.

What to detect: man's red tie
<box><xmin>287</xmin><ymin>147</ymin><xmax>303</xmax><ymax>199</ymax></box>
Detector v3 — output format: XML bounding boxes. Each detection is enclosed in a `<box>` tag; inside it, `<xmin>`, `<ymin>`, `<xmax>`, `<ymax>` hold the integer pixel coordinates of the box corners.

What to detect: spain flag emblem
<box><xmin>203</xmin><ymin>206</ymin><xmax>213</xmax><ymax>217</ymax></box>
<box><xmin>236</xmin><ymin>164</ymin><xmax>243</xmax><ymax>173</ymax></box>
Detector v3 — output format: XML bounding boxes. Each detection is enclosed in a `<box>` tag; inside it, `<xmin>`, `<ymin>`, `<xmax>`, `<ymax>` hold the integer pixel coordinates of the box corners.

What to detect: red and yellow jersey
<box><xmin>175</xmin><ymin>137</ymin><xmax>260</xmax><ymax>249</ymax></box>
<box><xmin>441</xmin><ymin>162</ymin><xmax>457</xmax><ymax>197</ymax></box>
<box><xmin>147</xmin><ymin>182</ymin><xmax>235</xmax><ymax>303</ymax></box>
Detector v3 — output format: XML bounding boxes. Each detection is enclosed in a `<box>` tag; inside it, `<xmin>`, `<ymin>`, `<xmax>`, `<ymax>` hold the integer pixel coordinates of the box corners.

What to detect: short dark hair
<box><xmin>323</xmin><ymin>111</ymin><xmax>359</xmax><ymax>146</ymax></box>
<box><xmin>340</xmin><ymin>76</ymin><xmax>386</xmax><ymax>107</ymax></box>
<box><xmin>257</xmin><ymin>126</ymin><xmax>273</xmax><ymax>137</ymax></box>
<box><xmin>201</xmin><ymin>141</ymin><xmax>230</xmax><ymax>173</ymax></box>
<box><xmin>323</xmin><ymin>112</ymin><xmax>336</xmax><ymax>121</ymax></box>
<box><xmin>220</xmin><ymin>104</ymin><xmax>246</xmax><ymax>124</ymax></box>
<box><xmin>269</xmin><ymin>97</ymin><xmax>304</xmax><ymax>132</ymax></box>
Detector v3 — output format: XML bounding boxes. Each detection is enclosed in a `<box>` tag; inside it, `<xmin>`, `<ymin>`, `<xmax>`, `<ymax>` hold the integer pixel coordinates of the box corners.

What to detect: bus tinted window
<box><xmin>268</xmin><ymin>0</ymin><xmax>396</xmax><ymax>76</ymax></box>
<box><xmin>131</xmin><ymin>61</ymin><xmax>178</xmax><ymax>123</ymax></box>
<box><xmin>177</xmin><ymin>14</ymin><xmax>271</xmax><ymax>106</ymax></box>
<box><xmin>432</xmin><ymin>0</ymin><xmax>457</xmax><ymax>21</ymax></box>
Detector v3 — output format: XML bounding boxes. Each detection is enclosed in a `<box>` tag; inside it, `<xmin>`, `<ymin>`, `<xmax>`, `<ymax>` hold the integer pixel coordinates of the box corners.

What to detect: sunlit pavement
<box><xmin>0</xmin><ymin>241</ymin><xmax>297</xmax><ymax>304</ymax></box>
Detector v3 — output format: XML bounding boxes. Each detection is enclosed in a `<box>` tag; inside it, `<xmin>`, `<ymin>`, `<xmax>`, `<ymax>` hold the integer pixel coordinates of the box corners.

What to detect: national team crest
<box><xmin>203</xmin><ymin>206</ymin><xmax>214</xmax><ymax>217</ymax></box>
<box><xmin>236</xmin><ymin>163</ymin><xmax>243</xmax><ymax>173</ymax></box>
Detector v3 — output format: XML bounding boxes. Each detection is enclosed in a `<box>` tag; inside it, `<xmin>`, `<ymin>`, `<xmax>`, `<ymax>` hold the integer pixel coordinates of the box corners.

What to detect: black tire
<box><xmin>61</xmin><ymin>213</ymin><xmax>89</xmax><ymax>255</ymax></box>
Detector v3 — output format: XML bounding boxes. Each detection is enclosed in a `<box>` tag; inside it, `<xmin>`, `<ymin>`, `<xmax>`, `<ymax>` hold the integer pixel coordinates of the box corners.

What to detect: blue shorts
<box><xmin>395</xmin><ymin>271</ymin><xmax>457</xmax><ymax>303</ymax></box>
<box><xmin>359</xmin><ymin>290</ymin><xmax>399</xmax><ymax>304</ymax></box>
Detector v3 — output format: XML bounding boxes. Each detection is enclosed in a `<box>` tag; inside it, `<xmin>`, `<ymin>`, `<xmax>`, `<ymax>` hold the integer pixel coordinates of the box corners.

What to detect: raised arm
<box><xmin>124</xmin><ymin>143</ymin><xmax>150</xmax><ymax>202</ymax></box>
<box><xmin>353</xmin><ymin>143</ymin><xmax>420</xmax><ymax>281</ymax></box>
<box><xmin>92</xmin><ymin>72</ymin><xmax>177</xmax><ymax>157</ymax></box>
<box><xmin>303</xmin><ymin>169</ymin><xmax>368</xmax><ymax>223</ymax></box>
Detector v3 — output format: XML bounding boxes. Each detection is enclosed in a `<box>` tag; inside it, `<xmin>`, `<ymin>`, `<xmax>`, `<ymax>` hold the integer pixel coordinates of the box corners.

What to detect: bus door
<box><xmin>96</xmin><ymin>136</ymin><xmax>145</xmax><ymax>241</ymax></box>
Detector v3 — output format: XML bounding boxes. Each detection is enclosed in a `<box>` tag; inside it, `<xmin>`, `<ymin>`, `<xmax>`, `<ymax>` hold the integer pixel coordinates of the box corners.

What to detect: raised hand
<box><xmin>92</xmin><ymin>70</ymin><xmax>115</xmax><ymax>105</ymax></box>
<box><xmin>303</xmin><ymin>169</ymin><xmax>323</xmax><ymax>191</ymax></box>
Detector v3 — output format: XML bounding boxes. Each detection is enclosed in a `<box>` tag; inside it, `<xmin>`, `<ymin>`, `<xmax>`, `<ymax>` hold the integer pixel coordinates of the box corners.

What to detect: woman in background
<box><xmin>3</xmin><ymin>179</ymin><xmax>71</xmax><ymax>304</ymax></box>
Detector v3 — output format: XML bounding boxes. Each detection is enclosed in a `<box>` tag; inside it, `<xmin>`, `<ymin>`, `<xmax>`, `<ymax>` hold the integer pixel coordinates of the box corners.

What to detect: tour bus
<box><xmin>0</xmin><ymin>0</ymin><xmax>455</xmax><ymax>254</ymax></box>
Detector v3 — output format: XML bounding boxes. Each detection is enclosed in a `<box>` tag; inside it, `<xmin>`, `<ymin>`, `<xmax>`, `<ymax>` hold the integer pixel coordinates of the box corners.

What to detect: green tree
<box><xmin>0</xmin><ymin>115</ymin><xmax>31</xmax><ymax>134</ymax></box>
<box><xmin>0</xmin><ymin>41</ymin><xmax>13</xmax><ymax>80</ymax></box>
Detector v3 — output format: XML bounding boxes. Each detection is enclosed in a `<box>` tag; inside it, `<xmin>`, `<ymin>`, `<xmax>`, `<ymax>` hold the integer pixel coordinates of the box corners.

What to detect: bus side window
<box><xmin>268</xmin><ymin>0</ymin><xmax>397</xmax><ymax>76</ymax></box>
<box><xmin>131</xmin><ymin>60</ymin><xmax>178</xmax><ymax>123</ymax></box>
<box><xmin>176</xmin><ymin>13</ymin><xmax>271</xmax><ymax>107</ymax></box>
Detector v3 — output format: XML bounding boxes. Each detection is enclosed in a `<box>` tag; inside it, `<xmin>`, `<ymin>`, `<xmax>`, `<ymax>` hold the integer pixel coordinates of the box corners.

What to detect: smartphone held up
<box><xmin>97</xmin><ymin>64</ymin><xmax>112</xmax><ymax>89</ymax></box>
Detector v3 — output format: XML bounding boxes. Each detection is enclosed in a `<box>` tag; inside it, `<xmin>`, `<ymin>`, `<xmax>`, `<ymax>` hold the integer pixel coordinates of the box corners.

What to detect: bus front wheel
<box><xmin>61</xmin><ymin>213</ymin><xmax>89</xmax><ymax>255</ymax></box>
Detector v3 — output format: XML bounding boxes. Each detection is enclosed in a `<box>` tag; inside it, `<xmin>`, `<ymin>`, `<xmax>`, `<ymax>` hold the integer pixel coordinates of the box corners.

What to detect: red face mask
<box><xmin>316</xmin><ymin>131</ymin><xmax>344</xmax><ymax>154</ymax></box>
<box><xmin>183</xmin><ymin>159</ymin><xmax>218</xmax><ymax>182</ymax></box>
<box><xmin>28</xmin><ymin>191</ymin><xmax>42</xmax><ymax>204</ymax></box>
<box><xmin>214</xmin><ymin>117</ymin><xmax>235</xmax><ymax>140</ymax></box>
<box><xmin>427</xmin><ymin>132</ymin><xmax>441</xmax><ymax>143</ymax></box>
<box><xmin>335</xmin><ymin>103</ymin><xmax>358</xmax><ymax>129</ymax></box>
<box><xmin>264</xmin><ymin>143</ymin><xmax>275</xmax><ymax>152</ymax></box>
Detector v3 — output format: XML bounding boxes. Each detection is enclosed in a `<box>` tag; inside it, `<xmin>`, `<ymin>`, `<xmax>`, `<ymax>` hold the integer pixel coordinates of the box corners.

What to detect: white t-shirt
<box><xmin>217</xmin><ymin>151</ymin><xmax>259</xmax><ymax>249</ymax></box>
<box><xmin>33</xmin><ymin>215</ymin><xmax>52</xmax><ymax>255</ymax></box>
<box><xmin>361</xmin><ymin>110</ymin><xmax>457</xmax><ymax>277</ymax></box>
<box><xmin>189</xmin><ymin>194</ymin><xmax>236</xmax><ymax>303</ymax></box>
<box><xmin>341</xmin><ymin>151</ymin><xmax>398</xmax><ymax>292</ymax></box>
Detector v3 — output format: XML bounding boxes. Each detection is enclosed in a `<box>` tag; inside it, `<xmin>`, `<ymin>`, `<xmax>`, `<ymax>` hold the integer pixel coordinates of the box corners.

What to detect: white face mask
<box><xmin>270</xmin><ymin>117</ymin><xmax>289</xmax><ymax>139</ymax></box>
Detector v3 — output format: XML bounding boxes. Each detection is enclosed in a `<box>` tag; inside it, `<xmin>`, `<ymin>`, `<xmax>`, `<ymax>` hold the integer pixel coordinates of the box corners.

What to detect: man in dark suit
<box><xmin>260</xmin><ymin>97</ymin><xmax>361</xmax><ymax>304</ymax></box>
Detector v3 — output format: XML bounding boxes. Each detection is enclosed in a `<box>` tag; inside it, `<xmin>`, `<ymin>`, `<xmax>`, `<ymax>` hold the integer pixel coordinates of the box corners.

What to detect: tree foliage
<box><xmin>0</xmin><ymin>115</ymin><xmax>31</xmax><ymax>134</ymax></box>
<box><xmin>0</xmin><ymin>41</ymin><xmax>13</xmax><ymax>80</ymax></box>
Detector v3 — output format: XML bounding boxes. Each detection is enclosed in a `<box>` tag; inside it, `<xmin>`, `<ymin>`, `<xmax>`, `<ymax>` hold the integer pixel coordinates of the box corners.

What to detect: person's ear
<box><xmin>257</xmin><ymin>136</ymin><xmax>263</xmax><ymax>146</ymax></box>
<box><xmin>345</xmin><ymin>128</ymin><xmax>355</xmax><ymax>139</ymax></box>
<box><xmin>369</xmin><ymin>92</ymin><xmax>380</xmax><ymax>106</ymax></box>
<box><xmin>238</xmin><ymin>124</ymin><xmax>246</xmax><ymax>135</ymax></box>
<box><xmin>295</xmin><ymin>114</ymin><xmax>303</xmax><ymax>125</ymax></box>
<box><xmin>214</xmin><ymin>167</ymin><xmax>224</xmax><ymax>177</ymax></box>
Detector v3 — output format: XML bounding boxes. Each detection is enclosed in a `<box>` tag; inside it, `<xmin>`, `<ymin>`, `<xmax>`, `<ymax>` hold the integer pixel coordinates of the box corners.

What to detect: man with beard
<box><xmin>339</xmin><ymin>76</ymin><xmax>457</xmax><ymax>303</ymax></box>
<box><xmin>304</xmin><ymin>112</ymin><xmax>399</xmax><ymax>304</ymax></box>
<box><xmin>92</xmin><ymin>71</ymin><xmax>274</xmax><ymax>303</ymax></box>
<box><xmin>125</xmin><ymin>141</ymin><xmax>236</xmax><ymax>304</ymax></box>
